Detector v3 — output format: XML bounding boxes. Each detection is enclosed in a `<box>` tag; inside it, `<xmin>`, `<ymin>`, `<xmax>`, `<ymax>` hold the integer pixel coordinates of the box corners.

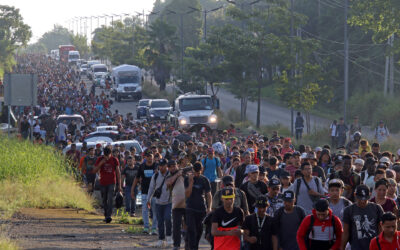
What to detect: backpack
<box><xmin>203</xmin><ymin>157</ymin><xmax>220</xmax><ymax>173</ymax></box>
<box><xmin>375</xmin><ymin>235</ymin><xmax>382</xmax><ymax>250</ymax></box>
<box><xmin>306</xmin><ymin>214</ymin><xmax>337</xmax><ymax>248</ymax></box>
<box><xmin>295</xmin><ymin>177</ymin><xmax>320</xmax><ymax>205</ymax></box>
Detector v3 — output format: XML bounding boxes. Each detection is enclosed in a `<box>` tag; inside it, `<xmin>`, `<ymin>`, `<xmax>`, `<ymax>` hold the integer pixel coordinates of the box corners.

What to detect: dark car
<box><xmin>136</xmin><ymin>99</ymin><xmax>150</xmax><ymax>119</ymax></box>
<box><xmin>146</xmin><ymin>99</ymin><xmax>172</xmax><ymax>121</ymax></box>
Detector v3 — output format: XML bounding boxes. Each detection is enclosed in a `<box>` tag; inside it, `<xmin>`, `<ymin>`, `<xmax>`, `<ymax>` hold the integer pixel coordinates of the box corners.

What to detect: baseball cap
<box><xmin>167</xmin><ymin>160</ymin><xmax>177</xmax><ymax>166</ymax></box>
<box><xmin>314</xmin><ymin>199</ymin><xmax>329</xmax><ymax>212</ymax></box>
<box><xmin>280</xmin><ymin>171</ymin><xmax>290</xmax><ymax>179</ymax></box>
<box><xmin>354</xmin><ymin>159</ymin><xmax>365</xmax><ymax>165</ymax></box>
<box><xmin>355</xmin><ymin>185</ymin><xmax>370</xmax><ymax>200</ymax></box>
<box><xmin>328</xmin><ymin>178</ymin><xmax>344</xmax><ymax>188</ymax></box>
<box><xmin>315</xmin><ymin>147</ymin><xmax>323</xmax><ymax>152</ymax></box>
<box><xmin>159</xmin><ymin>159</ymin><xmax>168</xmax><ymax>166</ymax></box>
<box><xmin>222</xmin><ymin>175</ymin><xmax>234</xmax><ymax>186</ymax></box>
<box><xmin>268</xmin><ymin>178</ymin><xmax>281</xmax><ymax>187</ymax></box>
<box><xmin>221</xmin><ymin>187</ymin><xmax>235</xmax><ymax>199</ymax></box>
<box><xmin>245</xmin><ymin>165</ymin><xmax>259</xmax><ymax>174</ymax></box>
<box><xmin>255</xmin><ymin>195</ymin><xmax>269</xmax><ymax>208</ymax></box>
<box><xmin>283</xmin><ymin>190</ymin><xmax>295</xmax><ymax>201</ymax></box>
<box><xmin>380</xmin><ymin>157</ymin><xmax>391</xmax><ymax>164</ymax></box>
<box><xmin>307</xmin><ymin>152</ymin><xmax>317</xmax><ymax>160</ymax></box>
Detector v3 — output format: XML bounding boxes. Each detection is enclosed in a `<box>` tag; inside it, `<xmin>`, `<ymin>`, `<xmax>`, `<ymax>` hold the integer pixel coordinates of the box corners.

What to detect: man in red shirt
<box><xmin>370</xmin><ymin>212</ymin><xmax>400</xmax><ymax>250</ymax></box>
<box><xmin>93</xmin><ymin>147</ymin><xmax>122</xmax><ymax>223</ymax></box>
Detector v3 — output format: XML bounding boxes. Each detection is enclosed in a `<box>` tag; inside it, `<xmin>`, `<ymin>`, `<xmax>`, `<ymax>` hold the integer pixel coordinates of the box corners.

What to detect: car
<box><xmin>56</xmin><ymin>114</ymin><xmax>84</xmax><ymax>130</ymax></box>
<box><xmin>146</xmin><ymin>99</ymin><xmax>172</xmax><ymax>121</ymax></box>
<box><xmin>84</xmin><ymin>131</ymin><xmax>120</xmax><ymax>142</ymax></box>
<box><xmin>169</xmin><ymin>93</ymin><xmax>218</xmax><ymax>130</ymax></box>
<box><xmin>96</xmin><ymin>125</ymin><xmax>118</xmax><ymax>132</ymax></box>
<box><xmin>136</xmin><ymin>99</ymin><xmax>150</xmax><ymax>119</ymax></box>
<box><xmin>80</xmin><ymin>64</ymin><xmax>88</xmax><ymax>75</ymax></box>
<box><xmin>93</xmin><ymin>72</ymin><xmax>108</xmax><ymax>87</ymax></box>
<box><xmin>62</xmin><ymin>141</ymin><xmax>106</xmax><ymax>155</ymax></box>
<box><xmin>111</xmin><ymin>140</ymin><xmax>143</xmax><ymax>155</ymax></box>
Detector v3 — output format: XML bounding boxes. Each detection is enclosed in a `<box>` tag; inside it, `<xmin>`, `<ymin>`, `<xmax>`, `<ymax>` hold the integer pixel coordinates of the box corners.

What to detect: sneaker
<box><xmin>142</xmin><ymin>228</ymin><xmax>149</xmax><ymax>234</ymax></box>
<box><xmin>166</xmin><ymin>236</ymin><xmax>173</xmax><ymax>246</ymax></box>
<box><xmin>105</xmin><ymin>217</ymin><xmax>112</xmax><ymax>223</ymax></box>
<box><xmin>155</xmin><ymin>240</ymin><xmax>164</xmax><ymax>248</ymax></box>
<box><xmin>151</xmin><ymin>228</ymin><xmax>158</xmax><ymax>235</ymax></box>
<box><xmin>173</xmin><ymin>247</ymin><xmax>179</xmax><ymax>250</ymax></box>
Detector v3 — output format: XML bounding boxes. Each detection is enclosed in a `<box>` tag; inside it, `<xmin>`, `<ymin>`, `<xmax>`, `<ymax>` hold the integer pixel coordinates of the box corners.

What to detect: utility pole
<box><xmin>343</xmin><ymin>0</ymin><xmax>349</xmax><ymax>123</ymax></box>
<box><xmin>180</xmin><ymin>13</ymin><xmax>184</xmax><ymax>80</ymax></box>
<box><xmin>389</xmin><ymin>34</ymin><xmax>395</xmax><ymax>97</ymax></box>
<box><xmin>290</xmin><ymin>0</ymin><xmax>294</xmax><ymax>137</ymax></box>
<box><xmin>384</xmin><ymin>37</ymin><xmax>389</xmax><ymax>97</ymax></box>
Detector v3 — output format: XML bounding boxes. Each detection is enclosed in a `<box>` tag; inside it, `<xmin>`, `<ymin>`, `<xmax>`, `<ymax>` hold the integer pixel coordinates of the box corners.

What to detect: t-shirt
<box><xmin>266</xmin><ymin>194</ymin><xmax>284</xmax><ymax>217</ymax></box>
<box><xmin>202</xmin><ymin>157</ymin><xmax>221</xmax><ymax>182</ymax></box>
<box><xmin>240</xmin><ymin>181</ymin><xmax>268</xmax><ymax>213</ymax></box>
<box><xmin>95</xmin><ymin>156</ymin><xmax>119</xmax><ymax>186</ymax></box>
<box><xmin>274</xmin><ymin>206</ymin><xmax>306</xmax><ymax>250</ymax></box>
<box><xmin>243</xmin><ymin>213</ymin><xmax>276</xmax><ymax>250</ymax></box>
<box><xmin>184</xmin><ymin>175</ymin><xmax>211</xmax><ymax>212</ymax></box>
<box><xmin>266</xmin><ymin>167</ymin><xmax>286</xmax><ymax>180</ymax></box>
<box><xmin>168</xmin><ymin>171</ymin><xmax>186</xmax><ymax>209</ymax></box>
<box><xmin>84</xmin><ymin>155</ymin><xmax>97</xmax><ymax>174</ymax></box>
<box><xmin>330</xmin><ymin>123</ymin><xmax>337</xmax><ymax>137</ymax></box>
<box><xmin>370</xmin><ymin>197</ymin><xmax>397</xmax><ymax>213</ymax></box>
<box><xmin>288</xmin><ymin>177</ymin><xmax>325</xmax><ymax>214</ymax></box>
<box><xmin>329</xmin><ymin>198</ymin><xmax>352</xmax><ymax>221</ymax></box>
<box><xmin>212</xmin><ymin>206</ymin><xmax>244</xmax><ymax>250</ymax></box>
<box><xmin>122</xmin><ymin>165</ymin><xmax>139</xmax><ymax>186</ymax></box>
<box><xmin>136</xmin><ymin>162</ymin><xmax>157</xmax><ymax>195</ymax></box>
<box><xmin>342</xmin><ymin>203</ymin><xmax>384</xmax><ymax>250</ymax></box>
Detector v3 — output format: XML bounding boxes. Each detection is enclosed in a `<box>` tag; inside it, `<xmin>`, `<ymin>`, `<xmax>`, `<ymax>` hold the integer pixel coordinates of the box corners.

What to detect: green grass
<box><xmin>115</xmin><ymin>209</ymin><xmax>144</xmax><ymax>225</ymax></box>
<box><xmin>125</xmin><ymin>225</ymin><xmax>143</xmax><ymax>234</ymax></box>
<box><xmin>0</xmin><ymin>136</ymin><xmax>94</xmax><ymax>218</ymax></box>
<box><xmin>0</xmin><ymin>237</ymin><xmax>19</xmax><ymax>250</ymax></box>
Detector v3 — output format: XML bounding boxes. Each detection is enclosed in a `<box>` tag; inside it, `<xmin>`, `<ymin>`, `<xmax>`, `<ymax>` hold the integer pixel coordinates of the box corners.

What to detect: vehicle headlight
<box><xmin>136</xmin><ymin>86</ymin><xmax>142</xmax><ymax>92</ymax></box>
<box><xmin>150</xmin><ymin>114</ymin><xmax>155</xmax><ymax>117</ymax></box>
<box><xmin>179</xmin><ymin>118</ymin><xmax>187</xmax><ymax>125</ymax></box>
<box><xmin>209</xmin><ymin>115</ymin><xmax>217</xmax><ymax>123</ymax></box>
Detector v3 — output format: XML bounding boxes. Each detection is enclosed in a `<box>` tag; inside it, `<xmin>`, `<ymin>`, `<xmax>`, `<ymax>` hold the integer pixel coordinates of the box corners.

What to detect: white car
<box><xmin>96</xmin><ymin>125</ymin><xmax>118</xmax><ymax>132</ymax></box>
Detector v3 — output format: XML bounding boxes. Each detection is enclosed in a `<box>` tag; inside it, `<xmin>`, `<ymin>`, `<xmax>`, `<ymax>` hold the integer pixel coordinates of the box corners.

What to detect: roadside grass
<box><xmin>0</xmin><ymin>136</ymin><xmax>94</xmax><ymax>218</ymax></box>
<box><xmin>0</xmin><ymin>237</ymin><xmax>19</xmax><ymax>250</ymax></box>
<box><xmin>115</xmin><ymin>209</ymin><xmax>144</xmax><ymax>225</ymax></box>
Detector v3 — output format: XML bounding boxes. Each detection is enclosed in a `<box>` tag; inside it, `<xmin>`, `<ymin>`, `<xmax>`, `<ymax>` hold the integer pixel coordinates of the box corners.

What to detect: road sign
<box><xmin>4</xmin><ymin>73</ymin><xmax>37</xmax><ymax>106</ymax></box>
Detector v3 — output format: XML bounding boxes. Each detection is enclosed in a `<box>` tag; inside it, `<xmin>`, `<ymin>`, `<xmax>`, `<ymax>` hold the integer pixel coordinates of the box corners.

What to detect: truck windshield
<box><xmin>151</xmin><ymin>100</ymin><xmax>170</xmax><ymax>108</ymax></box>
<box><xmin>180</xmin><ymin>97</ymin><xmax>213</xmax><ymax>111</ymax></box>
<box><xmin>94</xmin><ymin>67</ymin><xmax>107</xmax><ymax>73</ymax></box>
<box><xmin>119</xmin><ymin>75</ymin><xmax>140</xmax><ymax>84</ymax></box>
<box><xmin>69</xmin><ymin>55</ymin><xmax>79</xmax><ymax>59</ymax></box>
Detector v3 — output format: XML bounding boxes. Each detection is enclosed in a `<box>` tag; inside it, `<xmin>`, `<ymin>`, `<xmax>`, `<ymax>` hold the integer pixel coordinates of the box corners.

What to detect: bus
<box><xmin>59</xmin><ymin>45</ymin><xmax>76</xmax><ymax>63</ymax></box>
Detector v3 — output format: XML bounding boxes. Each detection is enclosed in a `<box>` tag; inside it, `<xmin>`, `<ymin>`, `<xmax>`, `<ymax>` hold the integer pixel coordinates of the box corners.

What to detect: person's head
<box><xmin>246</xmin><ymin>165</ymin><xmax>259</xmax><ymax>182</ymax></box>
<box><xmin>144</xmin><ymin>152</ymin><xmax>154</xmax><ymax>165</ymax></box>
<box><xmin>258</xmin><ymin>167</ymin><xmax>267</xmax><ymax>183</ymax></box>
<box><xmin>280</xmin><ymin>171</ymin><xmax>291</xmax><ymax>186</ymax></box>
<box><xmin>255</xmin><ymin>195</ymin><xmax>269</xmax><ymax>216</ymax></box>
<box><xmin>380</xmin><ymin>212</ymin><xmax>397</xmax><ymax>237</ymax></box>
<box><xmin>301</xmin><ymin>162</ymin><xmax>312</xmax><ymax>178</ymax></box>
<box><xmin>353</xmin><ymin>132</ymin><xmax>361</xmax><ymax>141</ymax></box>
<box><xmin>379</xmin><ymin>121</ymin><xmax>385</xmax><ymax>127</ymax></box>
<box><xmin>354</xmin><ymin>158</ymin><xmax>364</xmax><ymax>173</ymax></box>
<box><xmin>221</xmin><ymin>175</ymin><xmax>234</xmax><ymax>188</ymax></box>
<box><xmin>339</xmin><ymin>117</ymin><xmax>344</xmax><ymax>124</ymax></box>
<box><xmin>207</xmin><ymin>147</ymin><xmax>215</xmax><ymax>158</ymax></box>
<box><xmin>243</xmin><ymin>151</ymin><xmax>251</xmax><ymax>164</ymax></box>
<box><xmin>375</xmin><ymin>178</ymin><xmax>389</xmax><ymax>199</ymax></box>
<box><xmin>343</xmin><ymin>155</ymin><xmax>353</xmax><ymax>172</ymax></box>
<box><xmin>221</xmin><ymin>187</ymin><xmax>235</xmax><ymax>210</ymax></box>
<box><xmin>103</xmin><ymin>147</ymin><xmax>111</xmax><ymax>156</ymax></box>
<box><xmin>71</xmin><ymin>143</ymin><xmax>76</xmax><ymax>151</ymax></box>
<box><xmin>314</xmin><ymin>199</ymin><xmax>330</xmax><ymax>221</ymax></box>
<box><xmin>283</xmin><ymin>138</ymin><xmax>291</xmax><ymax>148</ymax></box>
<box><xmin>269</xmin><ymin>156</ymin><xmax>278</xmax><ymax>168</ymax></box>
<box><xmin>193</xmin><ymin>161</ymin><xmax>203</xmax><ymax>175</ymax></box>
<box><xmin>392</xmin><ymin>164</ymin><xmax>400</xmax><ymax>182</ymax></box>
<box><xmin>365</xmin><ymin>157</ymin><xmax>377</xmax><ymax>174</ymax></box>
<box><xmin>283</xmin><ymin>190</ymin><xmax>295</xmax><ymax>210</ymax></box>
<box><xmin>375</xmin><ymin>169</ymin><xmax>386</xmax><ymax>181</ymax></box>
<box><xmin>158</xmin><ymin>159</ymin><xmax>168</xmax><ymax>173</ymax></box>
<box><xmin>372</xmin><ymin>143</ymin><xmax>380</xmax><ymax>154</ymax></box>
<box><xmin>268</xmin><ymin>178</ymin><xmax>281</xmax><ymax>197</ymax></box>
<box><xmin>88</xmin><ymin>147</ymin><xmax>95</xmax><ymax>156</ymax></box>
<box><xmin>387</xmin><ymin>178</ymin><xmax>397</xmax><ymax>197</ymax></box>
<box><xmin>167</xmin><ymin>160</ymin><xmax>178</xmax><ymax>173</ymax></box>
<box><xmin>328</xmin><ymin>179</ymin><xmax>344</xmax><ymax>200</ymax></box>
<box><xmin>355</xmin><ymin>184</ymin><xmax>370</xmax><ymax>208</ymax></box>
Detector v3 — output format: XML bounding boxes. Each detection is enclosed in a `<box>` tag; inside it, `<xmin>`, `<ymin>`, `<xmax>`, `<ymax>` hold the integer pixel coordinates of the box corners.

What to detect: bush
<box><xmin>142</xmin><ymin>81</ymin><xmax>175</xmax><ymax>103</ymax></box>
<box><xmin>0</xmin><ymin>136</ymin><xmax>93</xmax><ymax>218</ymax></box>
<box><xmin>0</xmin><ymin>237</ymin><xmax>18</xmax><ymax>250</ymax></box>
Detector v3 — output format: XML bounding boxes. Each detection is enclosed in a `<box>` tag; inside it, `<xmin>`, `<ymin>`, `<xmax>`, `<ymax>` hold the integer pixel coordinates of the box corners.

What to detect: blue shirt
<box><xmin>202</xmin><ymin>157</ymin><xmax>221</xmax><ymax>182</ymax></box>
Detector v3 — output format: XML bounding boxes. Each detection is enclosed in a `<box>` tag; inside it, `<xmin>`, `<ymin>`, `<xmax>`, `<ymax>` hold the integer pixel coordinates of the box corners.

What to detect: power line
<box><xmin>319</xmin><ymin>0</ymin><xmax>343</xmax><ymax>9</ymax></box>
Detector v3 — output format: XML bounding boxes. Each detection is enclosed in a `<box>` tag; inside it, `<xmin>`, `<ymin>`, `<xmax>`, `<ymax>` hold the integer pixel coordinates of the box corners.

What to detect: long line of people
<box><xmin>11</xmin><ymin>54</ymin><xmax>400</xmax><ymax>250</ymax></box>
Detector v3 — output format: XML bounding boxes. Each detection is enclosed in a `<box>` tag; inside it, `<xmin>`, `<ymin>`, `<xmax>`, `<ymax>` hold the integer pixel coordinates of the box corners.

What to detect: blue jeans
<box><xmin>124</xmin><ymin>185</ymin><xmax>137</xmax><ymax>214</ymax></box>
<box><xmin>141</xmin><ymin>194</ymin><xmax>158</xmax><ymax>230</ymax></box>
<box><xmin>156</xmin><ymin>203</ymin><xmax>172</xmax><ymax>240</ymax></box>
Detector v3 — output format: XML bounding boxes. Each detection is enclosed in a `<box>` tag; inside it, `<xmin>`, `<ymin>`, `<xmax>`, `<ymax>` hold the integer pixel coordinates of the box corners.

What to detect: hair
<box><xmin>103</xmin><ymin>147</ymin><xmax>111</xmax><ymax>156</ymax></box>
<box><xmin>375</xmin><ymin>169</ymin><xmax>386</xmax><ymax>176</ymax></box>
<box><xmin>269</xmin><ymin>156</ymin><xmax>278</xmax><ymax>166</ymax></box>
<box><xmin>381</xmin><ymin>212</ymin><xmax>397</xmax><ymax>224</ymax></box>
<box><xmin>372</xmin><ymin>143</ymin><xmax>380</xmax><ymax>148</ymax></box>
<box><xmin>298</xmin><ymin>144</ymin><xmax>306</xmax><ymax>153</ymax></box>
<box><xmin>193</xmin><ymin>161</ymin><xmax>203</xmax><ymax>172</ymax></box>
<box><xmin>382</xmin><ymin>151</ymin><xmax>392</xmax><ymax>158</ymax></box>
<box><xmin>283</xmin><ymin>153</ymin><xmax>292</xmax><ymax>162</ymax></box>
<box><xmin>301</xmin><ymin>162</ymin><xmax>311</xmax><ymax>170</ymax></box>
<box><xmin>375</xmin><ymin>178</ymin><xmax>389</xmax><ymax>189</ymax></box>
<box><xmin>360</xmin><ymin>139</ymin><xmax>367</xmax><ymax>146</ymax></box>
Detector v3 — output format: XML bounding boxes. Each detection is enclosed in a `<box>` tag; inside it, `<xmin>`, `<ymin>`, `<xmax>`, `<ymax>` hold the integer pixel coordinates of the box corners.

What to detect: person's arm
<box><xmin>115</xmin><ymin>161</ymin><xmax>122</xmax><ymax>192</ymax></box>
<box><xmin>296</xmin><ymin>215</ymin><xmax>310</xmax><ymax>250</ymax></box>
<box><xmin>146</xmin><ymin>175</ymin><xmax>156</xmax><ymax>206</ymax></box>
<box><xmin>240</xmin><ymin>190</ymin><xmax>249</xmax><ymax>216</ymax></box>
<box><xmin>81</xmin><ymin>158</ymin><xmax>87</xmax><ymax>174</ymax></box>
<box><xmin>332</xmin><ymin>216</ymin><xmax>343</xmax><ymax>250</ymax></box>
<box><xmin>131</xmin><ymin>176</ymin><xmax>140</xmax><ymax>197</ymax></box>
<box><xmin>211</xmin><ymin>222</ymin><xmax>242</xmax><ymax>237</ymax></box>
<box><xmin>217</xmin><ymin>159</ymin><xmax>223</xmax><ymax>178</ymax></box>
<box><xmin>92</xmin><ymin>157</ymin><xmax>106</xmax><ymax>173</ymax></box>
<box><xmin>166</xmin><ymin>170</ymin><xmax>181</xmax><ymax>188</ymax></box>
<box><xmin>341</xmin><ymin>222</ymin><xmax>350</xmax><ymax>250</ymax></box>
<box><xmin>185</xmin><ymin>173</ymin><xmax>194</xmax><ymax>198</ymax></box>
<box><xmin>272</xmin><ymin>235</ymin><xmax>279</xmax><ymax>250</ymax></box>
<box><xmin>205</xmin><ymin>191</ymin><xmax>212</xmax><ymax>213</ymax></box>
<box><xmin>243</xmin><ymin>229</ymin><xmax>257</xmax><ymax>244</ymax></box>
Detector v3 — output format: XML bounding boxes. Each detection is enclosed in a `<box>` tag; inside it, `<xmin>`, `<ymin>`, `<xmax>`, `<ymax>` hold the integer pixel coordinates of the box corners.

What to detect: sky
<box><xmin>3</xmin><ymin>0</ymin><xmax>156</xmax><ymax>43</ymax></box>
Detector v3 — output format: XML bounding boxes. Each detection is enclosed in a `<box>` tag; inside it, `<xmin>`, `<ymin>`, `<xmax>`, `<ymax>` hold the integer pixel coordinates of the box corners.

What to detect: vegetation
<box><xmin>0</xmin><ymin>237</ymin><xmax>19</xmax><ymax>250</ymax></box>
<box><xmin>0</xmin><ymin>136</ymin><xmax>93</xmax><ymax>218</ymax></box>
<box><xmin>0</xmin><ymin>5</ymin><xmax>31</xmax><ymax>77</ymax></box>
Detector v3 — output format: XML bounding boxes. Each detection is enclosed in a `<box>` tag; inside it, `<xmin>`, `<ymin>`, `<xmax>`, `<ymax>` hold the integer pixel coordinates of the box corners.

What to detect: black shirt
<box><xmin>212</xmin><ymin>206</ymin><xmax>244</xmax><ymax>229</ymax></box>
<box><xmin>122</xmin><ymin>164</ymin><xmax>139</xmax><ymax>186</ymax></box>
<box><xmin>235</xmin><ymin>163</ymin><xmax>247</xmax><ymax>187</ymax></box>
<box><xmin>136</xmin><ymin>162</ymin><xmax>157</xmax><ymax>195</ymax></box>
<box><xmin>243</xmin><ymin>213</ymin><xmax>277</xmax><ymax>250</ymax></box>
<box><xmin>184</xmin><ymin>175</ymin><xmax>211</xmax><ymax>212</ymax></box>
<box><xmin>240</xmin><ymin>181</ymin><xmax>268</xmax><ymax>213</ymax></box>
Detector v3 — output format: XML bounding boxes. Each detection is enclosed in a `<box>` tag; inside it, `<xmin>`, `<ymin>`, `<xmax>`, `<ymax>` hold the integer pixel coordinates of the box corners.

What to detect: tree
<box><xmin>37</xmin><ymin>25</ymin><xmax>71</xmax><ymax>51</ymax></box>
<box><xmin>144</xmin><ymin>19</ymin><xmax>178</xmax><ymax>90</ymax></box>
<box><xmin>0</xmin><ymin>5</ymin><xmax>31</xmax><ymax>76</ymax></box>
<box><xmin>70</xmin><ymin>34</ymin><xmax>89</xmax><ymax>58</ymax></box>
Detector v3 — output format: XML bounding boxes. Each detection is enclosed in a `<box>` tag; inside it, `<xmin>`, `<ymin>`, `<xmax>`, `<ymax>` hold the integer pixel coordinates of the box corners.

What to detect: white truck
<box><xmin>169</xmin><ymin>93</ymin><xmax>219</xmax><ymax>130</ymax></box>
<box><xmin>68</xmin><ymin>51</ymin><xmax>80</xmax><ymax>65</ymax></box>
<box><xmin>111</xmin><ymin>64</ymin><xmax>142</xmax><ymax>102</ymax></box>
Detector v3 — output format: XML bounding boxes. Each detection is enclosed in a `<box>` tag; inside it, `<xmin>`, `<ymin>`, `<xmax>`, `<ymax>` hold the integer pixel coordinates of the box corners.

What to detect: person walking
<box><xmin>121</xmin><ymin>156</ymin><xmax>139</xmax><ymax>217</ymax></box>
<box><xmin>202</xmin><ymin>147</ymin><xmax>223</xmax><ymax>196</ymax></box>
<box><xmin>147</xmin><ymin>159</ymin><xmax>173</xmax><ymax>247</ymax></box>
<box><xmin>369</xmin><ymin>212</ymin><xmax>400</xmax><ymax>250</ymax></box>
<box><xmin>93</xmin><ymin>147</ymin><xmax>122</xmax><ymax>223</ymax></box>
<box><xmin>375</xmin><ymin>121</ymin><xmax>390</xmax><ymax>143</ymax></box>
<box><xmin>185</xmin><ymin>161</ymin><xmax>212</xmax><ymax>250</ymax></box>
<box><xmin>336</xmin><ymin>118</ymin><xmax>348</xmax><ymax>148</ymax></box>
<box><xmin>329</xmin><ymin>120</ymin><xmax>337</xmax><ymax>149</ymax></box>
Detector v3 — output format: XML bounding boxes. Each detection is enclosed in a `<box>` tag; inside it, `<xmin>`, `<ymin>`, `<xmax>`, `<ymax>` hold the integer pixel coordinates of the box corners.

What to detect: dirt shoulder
<box><xmin>4</xmin><ymin>208</ymin><xmax>209</xmax><ymax>250</ymax></box>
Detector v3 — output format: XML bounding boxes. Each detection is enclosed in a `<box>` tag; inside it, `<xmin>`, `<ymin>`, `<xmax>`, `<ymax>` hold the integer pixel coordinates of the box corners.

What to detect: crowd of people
<box><xmin>7</xmin><ymin>54</ymin><xmax>400</xmax><ymax>250</ymax></box>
